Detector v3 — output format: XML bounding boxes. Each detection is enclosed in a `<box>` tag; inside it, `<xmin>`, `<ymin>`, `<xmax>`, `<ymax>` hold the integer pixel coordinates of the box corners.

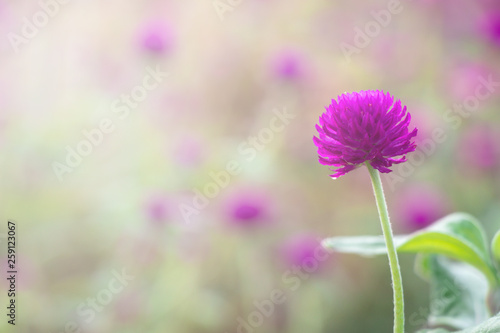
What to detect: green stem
<box><xmin>365</xmin><ymin>162</ymin><xmax>405</xmax><ymax>333</ymax></box>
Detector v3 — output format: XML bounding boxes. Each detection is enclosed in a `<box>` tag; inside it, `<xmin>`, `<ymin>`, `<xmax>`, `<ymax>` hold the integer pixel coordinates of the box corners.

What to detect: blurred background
<box><xmin>1</xmin><ymin>0</ymin><xmax>500</xmax><ymax>332</ymax></box>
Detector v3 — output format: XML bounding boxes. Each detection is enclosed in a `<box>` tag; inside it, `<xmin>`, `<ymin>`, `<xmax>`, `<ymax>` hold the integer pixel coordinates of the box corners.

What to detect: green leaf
<box><xmin>414</xmin><ymin>253</ymin><xmax>432</xmax><ymax>281</ymax></box>
<box><xmin>491</xmin><ymin>230</ymin><xmax>500</xmax><ymax>266</ymax></box>
<box><xmin>455</xmin><ymin>313</ymin><xmax>500</xmax><ymax>332</ymax></box>
<box><xmin>322</xmin><ymin>213</ymin><xmax>499</xmax><ymax>287</ymax></box>
<box><xmin>415</xmin><ymin>255</ymin><xmax>489</xmax><ymax>331</ymax></box>
<box><xmin>321</xmin><ymin>234</ymin><xmax>408</xmax><ymax>256</ymax></box>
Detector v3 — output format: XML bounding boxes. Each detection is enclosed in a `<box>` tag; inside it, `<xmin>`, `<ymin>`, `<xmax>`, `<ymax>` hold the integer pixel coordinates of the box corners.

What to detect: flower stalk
<box><xmin>366</xmin><ymin>162</ymin><xmax>405</xmax><ymax>333</ymax></box>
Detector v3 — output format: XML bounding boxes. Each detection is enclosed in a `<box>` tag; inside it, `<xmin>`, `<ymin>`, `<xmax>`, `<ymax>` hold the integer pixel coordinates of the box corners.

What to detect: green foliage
<box><xmin>322</xmin><ymin>212</ymin><xmax>500</xmax><ymax>332</ymax></box>
<box><xmin>322</xmin><ymin>213</ymin><xmax>498</xmax><ymax>287</ymax></box>
<box><xmin>414</xmin><ymin>255</ymin><xmax>489</xmax><ymax>331</ymax></box>
<box><xmin>491</xmin><ymin>230</ymin><xmax>500</xmax><ymax>267</ymax></box>
<box><xmin>417</xmin><ymin>314</ymin><xmax>500</xmax><ymax>333</ymax></box>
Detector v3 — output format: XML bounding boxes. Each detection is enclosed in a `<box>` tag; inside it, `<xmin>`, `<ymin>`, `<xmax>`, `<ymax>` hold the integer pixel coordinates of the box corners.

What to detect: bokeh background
<box><xmin>1</xmin><ymin>0</ymin><xmax>500</xmax><ymax>332</ymax></box>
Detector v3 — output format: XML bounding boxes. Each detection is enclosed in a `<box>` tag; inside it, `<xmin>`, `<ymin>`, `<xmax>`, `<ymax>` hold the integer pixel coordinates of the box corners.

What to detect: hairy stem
<box><xmin>365</xmin><ymin>162</ymin><xmax>405</xmax><ymax>333</ymax></box>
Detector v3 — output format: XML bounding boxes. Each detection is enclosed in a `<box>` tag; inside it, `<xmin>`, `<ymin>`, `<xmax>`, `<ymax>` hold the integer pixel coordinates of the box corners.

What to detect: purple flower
<box><xmin>269</xmin><ymin>49</ymin><xmax>305</xmax><ymax>80</ymax></box>
<box><xmin>144</xmin><ymin>193</ymin><xmax>169</xmax><ymax>225</ymax></box>
<box><xmin>281</xmin><ymin>234</ymin><xmax>327</xmax><ymax>269</ymax></box>
<box><xmin>223</xmin><ymin>189</ymin><xmax>272</xmax><ymax>228</ymax></box>
<box><xmin>139</xmin><ymin>21</ymin><xmax>174</xmax><ymax>54</ymax></box>
<box><xmin>313</xmin><ymin>90</ymin><xmax>417</xmax><ymax>178</ymax></box>
<box><xmin>394</xmin><ymin>184</ymin><xmax>451</xmax><ymax>232</ymax></box>
<box><xmin>480</xmin><ymin>11</ymin><xmax>500</xmax><ymax>47</ymax></box>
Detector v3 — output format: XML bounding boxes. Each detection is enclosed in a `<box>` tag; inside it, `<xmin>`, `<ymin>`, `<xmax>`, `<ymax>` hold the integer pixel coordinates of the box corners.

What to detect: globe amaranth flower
<box><xmin>314</xmin><ymin>90</ymin><xmax>417</xmax><ymax>178</ymax></box>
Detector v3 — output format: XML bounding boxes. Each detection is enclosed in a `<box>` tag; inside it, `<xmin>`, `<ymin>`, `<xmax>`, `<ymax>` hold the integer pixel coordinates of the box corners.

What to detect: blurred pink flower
<box><xmin>479</xmin><ymin>11</ymin><xmax>500</xmax><ymax>46</ymax></box>
<box><xmin>269</xmin><ymin>49</ymin><xmax>306</xmax><ymax>81</ymax></box>
<box><xmin>144</xmin><ymin>193</ymin><xmax>169</xmax><ymax>225</ymax></box>
<box><xmin>394</xmin><ymin>184</ymin><xmax>451</xmax><ymax>232</ymax></box>
<box><xmin>223</xmin><ymin>189</ymin><xmax>272</xmax><ymax>228</ymax></box>
<box><xmin>139</xmin><ymin>20</ymin><xmax>174</xmax><ymax>54</ymax></box>
<box><xmin>447</xmin><ymin>62</ymin><xmax>494</xmax><ymax>101</ymax></box>
<box><xmin>458</xmin><ymin>125</ymin><xmax>500</xmax><ymax>171</ymax></box>
<box><xmin>281</xmin><ymin>234</ymin><xmax>327</xmax><ymax>270</ymax></box>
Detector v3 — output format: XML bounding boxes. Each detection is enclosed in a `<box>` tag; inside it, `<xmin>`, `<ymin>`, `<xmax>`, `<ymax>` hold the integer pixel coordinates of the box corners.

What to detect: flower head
<box><xmin>314</xmin><ymin>90</ymin><xmax>417</xmax><ymax>178</ymax></box>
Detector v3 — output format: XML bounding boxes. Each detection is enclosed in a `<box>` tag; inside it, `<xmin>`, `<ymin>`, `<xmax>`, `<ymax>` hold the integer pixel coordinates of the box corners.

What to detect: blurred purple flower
<box><xmin>447</xmin><ymin>62</ymin><xmax>492</xmax><ymax>101</ymax></box>
<box><xmin>139</xmin><ymin>21</ymin><xmax>174</xmax><ymax>54</ymax></box>
<box><xmin>224</xmin><ymin>190</ymin><xmax>271</xmax><ymax>227</ymax></box>
<box><xmin>270</xmin><ymin>49</ymin><xmax>305</xmax><ymax>80</ymax></box>
<box><xmin>395</xmin><ymin>184</ymin><xmax>451</xmax><ymax>231</ymax></box>
<box><xmin>144</xmin><ymin>193</ymin><xmax>169</xmax><ymax>225</ymax></box>
<box><xmin>314</xmin><ymin>90</ymin><xmax>418</xmax><ymax>178</ymax></box>
<box><xmin>281</xmin><ymin>234</ymin><xmax>326</xmax><ymax>269</ymax></box>
<box><xmin>458</xmin><ymin>125</ymin><xmax>500</xmax><ymax>171</ymax></box>
<box><xmin>480</xmin><ymin>11</ymin><xmax>500</xmax><ymax>46</ymax></box>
